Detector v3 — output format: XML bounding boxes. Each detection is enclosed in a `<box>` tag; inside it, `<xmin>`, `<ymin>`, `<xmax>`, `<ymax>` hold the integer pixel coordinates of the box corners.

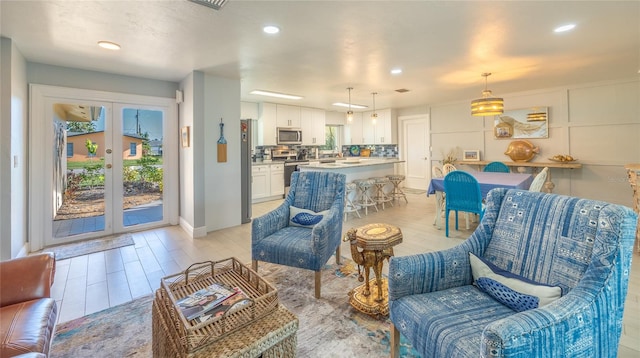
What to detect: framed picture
<box><xmin>463</xmin><ymin>149</ymin><xmax>480</xmax><ymax>161</ymax></box>
<box><xmin>494</xmin><ymin>107</ymin><xmax>549</xmax><ymax>139</ymax></box>
<box><xmin>181</xmin><ymin>126</ymin><xmax>190</xmax><ymax>148</ymax></box>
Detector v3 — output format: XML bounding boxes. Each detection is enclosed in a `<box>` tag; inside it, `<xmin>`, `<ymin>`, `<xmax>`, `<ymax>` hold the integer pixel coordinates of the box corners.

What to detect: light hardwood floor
<box><xmin>48</xmin><ymin>192</ymin><xmax>639</xmax><ymax>356</ymax></box>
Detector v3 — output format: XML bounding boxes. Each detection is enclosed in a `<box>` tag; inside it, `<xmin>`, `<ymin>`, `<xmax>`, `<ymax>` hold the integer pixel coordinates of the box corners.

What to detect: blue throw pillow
<box><xmin>289</xmin><ymin>206</ymin><xmax>329</xmax><ymax>227</ymax></box>
<box><xmin>476</xmin><ymin>277</ymin><xmax>539</xmax><ymax>312</ymax></box>
<box><xmin>469</xmin><ymin>252</ymin><xmax>561</xmax><ymax>310</ymax></box>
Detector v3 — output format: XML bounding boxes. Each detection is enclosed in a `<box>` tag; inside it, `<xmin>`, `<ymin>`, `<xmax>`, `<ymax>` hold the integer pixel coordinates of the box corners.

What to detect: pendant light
<box><xmin>471</xmin><ymin>73</ymin><xmax>504</xmax><ymax>116</ymax></box>
<box><xmin>371</xmin><ymin>92</ymin><xmax>378</xmax><ymax>125</ymax></box>
<box><xmin>346</xmin><ymin>87</ymin><xmax>354</xmax><ymax>122</ymax></box>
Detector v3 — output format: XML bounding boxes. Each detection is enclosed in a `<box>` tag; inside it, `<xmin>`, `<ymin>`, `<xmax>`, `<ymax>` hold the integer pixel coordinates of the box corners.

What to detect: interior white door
<box><xmin>401</xmin><ymin>115</ymin><xmax>431</xmax><ymax>190</ymax></box>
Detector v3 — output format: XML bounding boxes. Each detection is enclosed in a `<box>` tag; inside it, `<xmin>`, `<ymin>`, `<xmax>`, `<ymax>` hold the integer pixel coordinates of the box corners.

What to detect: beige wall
<box><xmin>67</xmin><ymin>133</ymin><xmax>143</xmax><ymax>162</ymax></box>
<box><xmin>399</xmin><ymin>78</ymin><xmax>640</xmax><ymax>207</ymax></box>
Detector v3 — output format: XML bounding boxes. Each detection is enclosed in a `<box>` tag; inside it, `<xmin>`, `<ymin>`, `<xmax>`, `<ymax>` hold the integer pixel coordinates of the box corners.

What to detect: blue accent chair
<box><xmin>251</xmin><ymin>171</ymin><xmax>346</xmax><ymax>298</ymax></box>
<box><xmin>389</xmin><ymin>188</ymin><xmax>638</xmax><ymax>358</ymax></box>
<box><xmin>483</xmin><ymin>161</ymin><xmax>510</xmax><ymax>173</ymax></box>
<box><xmin>444</xmin><ymin>171</ymin><xmax>484</xmax><ymax>237</ymax></box>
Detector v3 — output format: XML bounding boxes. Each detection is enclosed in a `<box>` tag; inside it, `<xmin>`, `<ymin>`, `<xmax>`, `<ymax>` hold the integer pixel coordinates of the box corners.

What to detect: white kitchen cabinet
<box><xmin>343</xmin><ymin>112</ymin><xmax>363</xmax><ymax>145</ymax></box>
<box><xmin>301</xmin><ymin>107</ymin><xmax>326</xmax><ymax>145</ymax></box>
<box><xmin>270</xmin><ymin>163</ymin><xmax>285</xmax><ymax>196</ymax></box>
<box><xmin>276</xmin><ymin>104</ymin><xmax>301</xmax><ymax>128</ymax></box>
<box><xmin>358</xmin><ymin>108</ymin><xmax>397</xmax><ymax>144</ymax></box>
<box><xmin>361</xmin><ymin>110</ymin><xmax>376</xmax><ymax>144</ymax></box>
<box><xmin>253</xmin><ymin>163</ymin><xmax>285</xmax><ymax>203</ymax></box>
<box><xmin>251</xmin><ymin>165</ymin><xmax>270</xmax><ymax>200</ymax></box>
<box><xmin>258</xmin><ymin>103</ymin><xmax>277</xmax><ymax>146</ymax></box>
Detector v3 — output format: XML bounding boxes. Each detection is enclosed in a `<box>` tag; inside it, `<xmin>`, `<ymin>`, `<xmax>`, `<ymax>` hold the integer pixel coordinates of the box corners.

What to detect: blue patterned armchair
<box><xmin>252</xmin><ymin>171</ymin><xmax>346</xmax><ymax>298</ymax></box>
<box><xmin>389</xmin><ymin>188</ymin><xmax>637</xmax><ymax>358</ymax></box>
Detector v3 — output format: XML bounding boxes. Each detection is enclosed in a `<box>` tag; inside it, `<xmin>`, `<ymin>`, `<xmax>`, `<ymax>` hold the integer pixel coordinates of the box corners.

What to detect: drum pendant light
<box><xmin>471</xmin><ymin>73</ymin><xmax>504</xmax><ymax>116</ymax></box>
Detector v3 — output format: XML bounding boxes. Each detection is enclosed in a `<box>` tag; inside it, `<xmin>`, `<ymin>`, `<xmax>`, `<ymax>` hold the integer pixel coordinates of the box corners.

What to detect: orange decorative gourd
<box><xmin>504</xmin><ymin>140</ymin><xmax>539</xmax><ymax>162</ymax></box>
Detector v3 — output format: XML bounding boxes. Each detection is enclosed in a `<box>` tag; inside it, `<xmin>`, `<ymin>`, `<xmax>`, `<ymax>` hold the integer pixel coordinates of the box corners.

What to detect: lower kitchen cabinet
<box><xmin>252</xmin><ymin>165</ymin><xmax>270</xmax><ymax>200</ymax></box>
<box><xmin>270</xmin><ymin>163</ymin><xmax>284</xmax><ymax>196</ymax></box>
<box><xmin>252</xmin><ymin>163</ymin><xmax>285</xmax><ymax>203</ymax></box>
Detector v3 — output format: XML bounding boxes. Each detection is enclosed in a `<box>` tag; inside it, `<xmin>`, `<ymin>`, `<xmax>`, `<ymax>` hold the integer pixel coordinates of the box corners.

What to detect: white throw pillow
<box><xmin>289</xmin><ymin>206</ymin><xmax>329</xmax><ymax>228</ymax></box>
<box><xmin>469</xmin><ymin>252</ymin><xmax>561</xmax><ymax>308</ymax></box>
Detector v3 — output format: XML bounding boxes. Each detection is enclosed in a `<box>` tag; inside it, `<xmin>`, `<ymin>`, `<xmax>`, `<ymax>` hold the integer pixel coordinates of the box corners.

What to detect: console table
<box><xmin>625</xmin><ymin>163</ymin><xmax>640</xmax><ymax>254</ymax></box>
<box><xmin>456</xmin><ymin>160</ymin><xmax>582</xmax><ymax>193</ymax></box>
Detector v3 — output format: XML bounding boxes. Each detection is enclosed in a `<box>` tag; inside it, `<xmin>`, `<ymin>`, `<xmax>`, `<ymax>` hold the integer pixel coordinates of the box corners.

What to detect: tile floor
<box><xmin>47</xmin><ymin>192</ymin><xmax>640</xmax><ymax>356</ymax></box>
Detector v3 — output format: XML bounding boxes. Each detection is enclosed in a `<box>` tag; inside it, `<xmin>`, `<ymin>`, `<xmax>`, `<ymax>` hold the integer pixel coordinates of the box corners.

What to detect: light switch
<box><xmin>13</xmin><ymin>155</ymin><xmax>18</xmax><ymax>168</ymax></box>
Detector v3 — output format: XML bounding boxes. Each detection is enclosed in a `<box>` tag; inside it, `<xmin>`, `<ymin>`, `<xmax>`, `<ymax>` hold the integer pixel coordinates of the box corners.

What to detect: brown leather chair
<box><xmin>0</xmin><ymin>253</ymin><xmax>58</xmax><ymax>357</ymax></box>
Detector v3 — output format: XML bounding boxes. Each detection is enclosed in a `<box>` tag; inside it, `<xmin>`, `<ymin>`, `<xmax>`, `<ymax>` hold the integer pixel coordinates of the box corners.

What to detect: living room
<box><xmin>1</xmin><ymin>1</ymin><xmax>639</xmax><ymax>357</ymax></box>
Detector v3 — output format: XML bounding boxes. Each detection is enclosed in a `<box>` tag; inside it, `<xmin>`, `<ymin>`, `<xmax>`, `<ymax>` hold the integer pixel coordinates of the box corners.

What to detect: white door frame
<box><xmin>398</xmin><ymin>113</ymin><xmax>431</xmax><ymax>189</ymax></box>
<box><xmin>29</xmin><ymin>84</ymin><xmax>179</xmax><ymax>252</ymax></box>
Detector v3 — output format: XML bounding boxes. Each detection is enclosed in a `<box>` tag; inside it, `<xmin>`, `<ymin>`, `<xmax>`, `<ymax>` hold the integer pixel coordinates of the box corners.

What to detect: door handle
<box><xmin>106</xmin><ymin>164</ymin><xmax>112</xmax><ymax>169</ymax></box>
<box><xmin>106</xmin><ymin>149</ymin><xmax>112</xmax><ymax>154</ymax></box>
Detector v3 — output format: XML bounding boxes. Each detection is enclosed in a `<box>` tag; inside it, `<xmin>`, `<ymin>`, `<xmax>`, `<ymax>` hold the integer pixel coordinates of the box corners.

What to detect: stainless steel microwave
<box><xmin>277</xmin><ymin>127</ymin><xmax>303</xmax><ymax>145</ymax></box>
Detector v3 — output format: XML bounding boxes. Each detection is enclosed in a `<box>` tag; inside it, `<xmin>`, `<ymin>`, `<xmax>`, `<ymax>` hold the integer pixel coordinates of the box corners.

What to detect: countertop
<box><xmin>303</xmin><ymin>158</ymin><xmax>403</xmax><ymax>169</ymax></box>
<box><xmin>252</xmin><ymin>157</ymin><xmax>401</xmax><ymax>166</ymax></box>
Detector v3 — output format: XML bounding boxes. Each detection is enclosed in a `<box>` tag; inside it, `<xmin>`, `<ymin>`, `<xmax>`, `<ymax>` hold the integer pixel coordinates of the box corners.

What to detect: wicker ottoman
<box><xmin>153</xmin><ymin>296</ymin><xmax>298</xmax><ymax>357</ymax></box>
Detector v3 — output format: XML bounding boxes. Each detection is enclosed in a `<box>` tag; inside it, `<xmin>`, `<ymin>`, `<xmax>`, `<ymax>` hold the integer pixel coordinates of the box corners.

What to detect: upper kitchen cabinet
<box><xmin>276</xmin><ymin>104</ymin><xmax>301</xmax><ymax>128</ymax></box>
<box><xmin>258</xmin><ymin>102</ymin><xmax>277</xmax><ymax>146</ymax></box>
<box><xmin>343</xmin><ymin>112</ymin><xmax>363</xmax><ymax>145</ymax></box>
<box><xmin>241</xmin><ymin>101</ymin><xmax>259</xmax><ymax>119</ymax></box>
<box><xmin>360</xmin><ymin>108</ymin><xmax>396</xmax><ymax>144</ymax></box>
<box><xmin>300</xmin><ymin>107</ymin><xmax>326</xmax><ymax>145</ymax></box>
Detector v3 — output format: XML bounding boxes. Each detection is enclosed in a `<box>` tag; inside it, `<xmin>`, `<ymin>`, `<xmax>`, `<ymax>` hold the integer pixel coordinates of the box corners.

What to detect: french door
<box><xmin>30</xmin><ymin>85</ymin><xmax>178</xmax><ymax>250</ymax></box>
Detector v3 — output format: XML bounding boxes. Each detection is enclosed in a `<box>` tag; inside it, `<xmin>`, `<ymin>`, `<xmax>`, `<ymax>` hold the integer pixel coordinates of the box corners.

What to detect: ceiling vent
<box><xmin>188</xmin><ymin>0</ymin><xmax>228</xmax><ymax>10</ymax></box>
<box><xmin>395</xmin><ymin>88</ymin><xmax>410</xmax><ymax>93</ymax></box>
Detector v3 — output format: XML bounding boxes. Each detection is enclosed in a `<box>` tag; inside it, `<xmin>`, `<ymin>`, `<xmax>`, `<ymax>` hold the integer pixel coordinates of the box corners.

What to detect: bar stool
<box><xmin>386</xmin><ymin>174</ymin><xmax>408</xmax><ymax>203</ymax></box>
<box><xmin>344</xmin><ymin>182</ymin><xmax>361</xmax><ymax>221</ymax></box>
<box><xmin>354</xmin><ymin>179</ymin><xmax>378</xmax><ymax>215</ymax></box>
<box><xmin>371</xmin><ymin>177</ymin><xmax>393</xmax><ymax>210</ymax></box>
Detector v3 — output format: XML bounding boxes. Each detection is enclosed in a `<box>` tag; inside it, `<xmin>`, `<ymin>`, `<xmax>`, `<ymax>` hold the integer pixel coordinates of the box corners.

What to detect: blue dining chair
<box><xmin>483</xmin><ymin>161</ymin><xmax>510</xmax><ymax>173</ymax></box>
<box><xmin>444</xmin><ymin>171</ymin><xmax>483</xmax><ymax>237</ymax></box>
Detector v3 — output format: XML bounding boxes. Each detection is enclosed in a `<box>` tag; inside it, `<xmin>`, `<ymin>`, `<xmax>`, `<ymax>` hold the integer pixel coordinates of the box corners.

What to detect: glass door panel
<box><xmin>52</xmin><ymin>102</ymin><xmax>111</xmax><ymax>240</ymax></box>
<box><xmin>114</xmin><ymin>105</ymin><xmax>165</xmax><ymax>231</ymax></box>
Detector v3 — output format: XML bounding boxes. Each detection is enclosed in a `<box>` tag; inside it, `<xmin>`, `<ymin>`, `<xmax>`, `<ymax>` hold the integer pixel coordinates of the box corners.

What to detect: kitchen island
<box><xmin>300</xmin><ymin>158</ymin><xmax>404</xmax><ymax>182</ymax></box>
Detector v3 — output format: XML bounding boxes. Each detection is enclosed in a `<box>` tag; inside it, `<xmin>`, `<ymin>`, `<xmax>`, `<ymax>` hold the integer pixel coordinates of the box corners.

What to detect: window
<box><xmin>320</xmin><ymin>125</ymin><xmax>342</xmax><ymax>151</ymax></box>
<box><xmin>130</xmin><ymin>142</ymin><xmax>137</xmax><ymax>156</ymax></box>
<box><xmin>67</xmin><ymin>143</ymin><xmax>74</xmax><ymax>157</ymax></box>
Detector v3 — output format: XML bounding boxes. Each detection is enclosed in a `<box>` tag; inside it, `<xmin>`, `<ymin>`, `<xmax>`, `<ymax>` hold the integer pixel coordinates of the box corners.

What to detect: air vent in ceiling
<box><xmin>188</xmin><ymin>0</ymin><xmax>228</xmax><ymax>10</ymax></box>
<box><xmin>395</xmin><ymin>88</ymin><xmax>410</xmax><ymax>93</ymax></box>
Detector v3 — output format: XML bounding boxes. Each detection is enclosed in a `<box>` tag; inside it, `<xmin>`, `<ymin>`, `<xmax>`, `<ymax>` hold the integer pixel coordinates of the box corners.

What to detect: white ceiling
<box><xmin>1</xmin><ymin>1</ymin><xmax>638</xmax><ymax>112</ymax></box>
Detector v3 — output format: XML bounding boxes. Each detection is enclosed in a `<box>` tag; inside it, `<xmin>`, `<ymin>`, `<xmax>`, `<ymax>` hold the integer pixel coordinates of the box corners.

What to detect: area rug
<box><xmin>50</xmin><ymin>258</ymin><xmax>419</xmax><ymax>357</ymax></box>
<box><xmin>46</xmin><ymin>234</ymin><xmax>134</xmax><ymax>260</ymax></box>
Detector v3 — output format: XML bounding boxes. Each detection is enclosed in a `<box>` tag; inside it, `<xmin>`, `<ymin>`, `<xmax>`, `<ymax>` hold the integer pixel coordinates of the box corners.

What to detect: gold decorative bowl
<box><xmin>549</xmin><ymin>157</ymin><xmax>578</xmax><ymax>163</ymax></box>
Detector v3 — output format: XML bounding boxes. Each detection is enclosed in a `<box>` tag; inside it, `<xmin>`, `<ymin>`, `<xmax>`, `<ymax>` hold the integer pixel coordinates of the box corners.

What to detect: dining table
<box><xmin>428</xmin><ymin>171</ymin><xmax>533</xmax><ymax>230</ymax></box>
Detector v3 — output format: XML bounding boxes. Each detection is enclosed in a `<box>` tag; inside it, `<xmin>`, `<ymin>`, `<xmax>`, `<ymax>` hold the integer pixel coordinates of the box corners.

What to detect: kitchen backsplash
<box><xmin>341</xmin><ymin>145</ymin><xmax>398</xmax><ymax>158</ymax></box>
<box><xmin>254</xmin><ymin>144</ymin><xmax>398</xmax><ymax>161</ymax></box>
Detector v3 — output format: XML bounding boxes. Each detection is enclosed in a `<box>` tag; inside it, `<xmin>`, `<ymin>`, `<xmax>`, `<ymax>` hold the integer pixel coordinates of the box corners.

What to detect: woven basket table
<box><xmin>152</xmin><ymin>257</ymin><xmax>287</xmax><ymax>356</ymax></box>
<box><xmin>153</xmin><ymin>295</ymin><xmax>298</xmax><ymax>357</ymax></box>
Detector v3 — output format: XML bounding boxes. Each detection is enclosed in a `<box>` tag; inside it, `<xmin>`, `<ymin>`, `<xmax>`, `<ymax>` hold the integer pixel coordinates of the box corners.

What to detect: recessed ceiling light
<box><xmin>554</xmin><ymin>24</ymin><xmax>576</xmax><ymax>33</ymax></box>
<box><xmin>332</xmin><ymin>102</ymin><xmax>368</xmax><ymax>109</ymax></box>
<box><xmin>263</xmin><ymin>25</ymin><xmax>280</xmax><ymax>34</ymax></box>
<box><xmin>390</xmin><ymin>68</ymin><xmax>402</xmax><ymax>75</ymax></box>
<box><xmin>97</xmin><ymin>41</ymin><xmax>121</xmax><ymax>50</ymax></box>
<box><xmin>250</xmin><ymin>90</ymin><xmax>302</xmax><ymax>100</ymax></box>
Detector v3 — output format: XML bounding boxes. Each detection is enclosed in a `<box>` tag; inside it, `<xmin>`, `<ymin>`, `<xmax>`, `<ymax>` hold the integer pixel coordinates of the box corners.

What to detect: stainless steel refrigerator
<box><xmin>240</xmin><ymin>119</ymin><xmax>252</xmax><ymax>223</ymax></box>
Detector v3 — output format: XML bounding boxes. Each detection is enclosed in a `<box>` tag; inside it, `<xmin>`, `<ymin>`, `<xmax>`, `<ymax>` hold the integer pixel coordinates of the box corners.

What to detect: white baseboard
<box><xmin>178</xmin><ymin>217</ymin><xmax>207</xmax><ymax>238</ymax></box>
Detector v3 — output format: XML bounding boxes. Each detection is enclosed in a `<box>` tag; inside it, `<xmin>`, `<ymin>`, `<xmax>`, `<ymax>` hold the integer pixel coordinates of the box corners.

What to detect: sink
<box><xmin>342</xmin><ymin>160</ymin><xmax>361</xmax><ymax>164</ymax></box>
